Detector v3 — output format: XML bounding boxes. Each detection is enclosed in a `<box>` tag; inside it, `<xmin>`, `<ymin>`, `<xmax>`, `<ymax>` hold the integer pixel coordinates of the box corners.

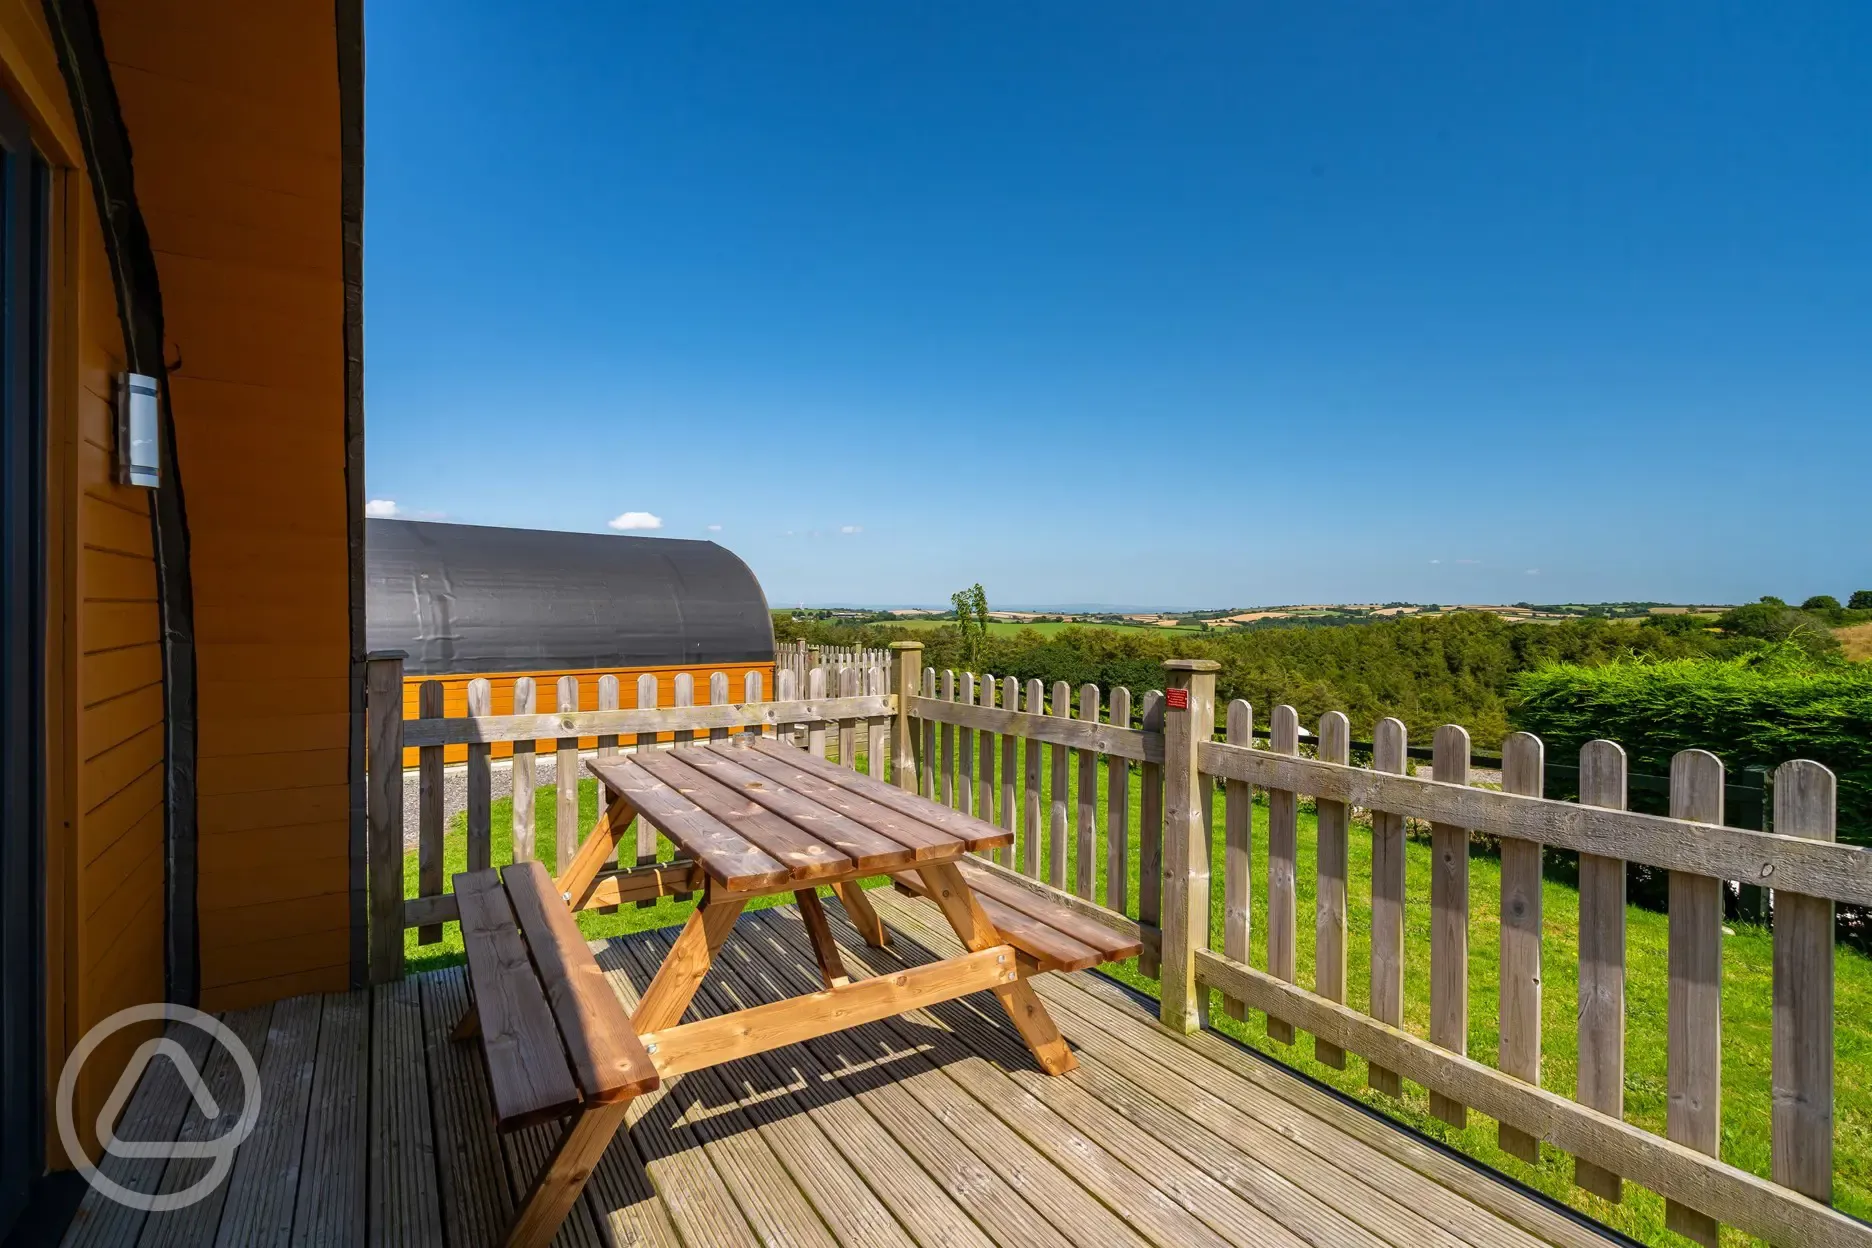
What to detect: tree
<box><xmin>1641</xmin><ymin>613</ymin><xmax>1711</xmax><ymax>636</ymax></box>
<box><xmin>1803</xmin><ymin>594</ymin><xmax>1842</xmax><ymax>612</ymax></box>
<box><xmin>1716</xmin><ymin>601</ymin><xmax>1842</xmax><ymax>659</ymax></box>
<box><xmin>950</xmin><ymin>583</ymin><xmax>990</xmax><ymax>668</ymax></box>
<box><xmin>1851</xmin><ymin>590</ymin><xmax>1872</xmax><ymax>611</ymax></box>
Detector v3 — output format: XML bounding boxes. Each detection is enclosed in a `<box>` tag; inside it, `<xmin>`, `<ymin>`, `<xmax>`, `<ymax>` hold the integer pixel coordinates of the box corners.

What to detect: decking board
<box><xmin>625</xmin><ymin>927</ymin><xmax>920</xmax><ymax>1248</ymax></box>
<box><xmin>137</xmin><ymin>1006</ymin><xmax>273</xmax><ymax>1248</ymax></box>
<box><xmin>841</xmin><ymin>903</ymin><xmax>1364</xmax><ymax>1247</ymax></box>
<box><xmin>611</xmin><ymin>931</ymin><xmax>843</xmax><ymax>1248</ymax></box>
<box><xmin>758</xmin><ymin>912</ymin><xmax>1262</xmax><ymax>1248</ymax></box>
<box><xmin>688</xmin><ymin>922</ymin><xmax>1000</xmax><ymax>1248</ymax></box>
<box><xmin>588</xmin><ymin>944</ymin><xmax>764</xmax><ymax>1248</ymax></box>
<box><xmin>64</xmin><ymin>895</ymin><xmax>1623</xmax><ymax>1248</ymax></box>
<box><xmin>708</xmin><ymin>923</ymin><xmax>1071</xmax><ymax>1248</ymax></box>
<box><xmin>872</xmin><ymin>892</ymin><xmax>1499</xmax><ymax>1248</ymax></box>
<box><xmin>63</xmin><ymin>1024</ymin><xmax>220</xmax><ymax>1248</ymax></box>
<box><xmin>414</xmin><ymin>969</ymin><xmax>506</xmax><ymax>1248</ymax></box>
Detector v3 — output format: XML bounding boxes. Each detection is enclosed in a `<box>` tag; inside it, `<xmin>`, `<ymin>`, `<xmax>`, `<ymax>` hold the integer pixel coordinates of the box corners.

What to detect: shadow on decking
<box><xmin>592</xmin><ymin>906</ymin><xmax>1012</xmax><ymax>1137</ymax></box>
<box><xmin>63</xmin><ymin>890</ymin><xmax>1628</xmax><ymax>1248</ymax></box>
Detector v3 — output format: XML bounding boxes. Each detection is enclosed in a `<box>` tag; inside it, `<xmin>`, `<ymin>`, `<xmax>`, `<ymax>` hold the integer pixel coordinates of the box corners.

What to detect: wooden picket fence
<box><xmin>364</xmin><ymin>650</ymin><xmax>891</xmax><ymax>976</ymax></box>
<box><xmin>777</xmin><ymin>639</ymin><xmax>888</xmax><ymax>693</ymax></box>
<box><xmin>361</xmin><ymin>639</ymin><xmax>1872</xmax><ymax>1245</ymax></box>
<box><xmin>902</xmin><ymin>649</ymin><xmax>1872</xmax><ymax>1248</ymax></box>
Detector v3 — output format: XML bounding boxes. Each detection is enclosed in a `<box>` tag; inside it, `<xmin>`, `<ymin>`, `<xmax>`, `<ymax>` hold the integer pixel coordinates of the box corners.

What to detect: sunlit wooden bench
<box><xmin>894</xmin><ymin>857</ymin><xmax>1141</xmax><ymax>972</ymax></box>
<box><xmin>452</xmin><ymin>860</ymin><xmax>660</xmax><ymax>1247</ymax></box>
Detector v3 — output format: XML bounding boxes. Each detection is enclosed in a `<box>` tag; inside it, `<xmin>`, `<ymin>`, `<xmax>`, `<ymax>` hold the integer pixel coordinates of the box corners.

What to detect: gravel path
<box><xmin>401</xmin><ymin>751</ymin><xmax>588</xmax><ymax>851</ymax></box>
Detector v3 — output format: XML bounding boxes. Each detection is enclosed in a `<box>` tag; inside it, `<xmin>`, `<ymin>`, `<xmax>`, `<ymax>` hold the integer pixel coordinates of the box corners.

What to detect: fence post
<box><xmin>1137</xmin><ymin>689</ymin><xmax>1165</xmax><ymax>978</ymax></box>
<box><xmin>1367</xmin><ymin>717</ymin><xmax>1408</xmax><ymax>1099</ymax></box>
<box><xmin>556</xmin><ymin>675</ymin><xmax>580</xmax><ymax>875</ymax></box>
<box><xmin>416</xmin><ymin>680</ymin><xmax>444</xmax><ymax>944</ymax></box>
<box><xmin>511</xmin><ymin>676</ymin><xmax>537</xmax><ymax>863</ymax></box>
<box><xmin>1772</xmin><ymin>759</ymin><xmax>1836</xmax><ymax>1204</ymax></box>
<box><xmin>1266</xmin><ymin>705</ymin><xmax>1300</xmax><ymax>1045</ymax></box>
<box><xmin>1159</xmin><ymin>658</ymin><xmax>1219</xmax><ymax>1034</ymax></box>
<box><xmin>1429</xmin><ymin>723</ymin><xmax>1473</xmax><ymax>1127</ymax></box>
<box><xmin>465</xmin><ymin>678</ymin><xmax>493</xmax><ymax>873</ymax></box>
<box><xmin>1667</xmin><ymin>748</ymin><xmax>1724</xmax><ymax>1246</ymax></box>
<box><xmin>1498</xmin><ymin>730</ymin><xmax>1546</xmax><ymax>1164</ymax></box>
<box><xmin>890</xmin><ymin>641</ymin><xmax>922</xmax><ymax>792</ymax></box>
<box><xmin>365</xmin><ymin>651</ymin><xmax>406</xmax><ymax>985</ymax></box>
<box><xmin>1575</xmin><ymin>738</ymin><xmax>1629</xmax><ymax>1200</ymax></box>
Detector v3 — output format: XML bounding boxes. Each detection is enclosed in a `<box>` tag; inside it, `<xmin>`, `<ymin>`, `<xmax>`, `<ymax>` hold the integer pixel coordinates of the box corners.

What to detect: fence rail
<box><xmin>897</xmin><ymin>646</ymin><xmax>1869</xmax><ymax>1247</ymax></box>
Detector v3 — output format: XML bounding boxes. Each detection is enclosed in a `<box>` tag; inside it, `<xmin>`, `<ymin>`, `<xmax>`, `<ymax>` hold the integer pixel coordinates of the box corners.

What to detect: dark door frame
<box><xmin>41</xmin><ymin>0</ymin><xmax>198</xmax><ymax>1009</ymax></box>
<box><xmin>0</xmin><ymin>80</ymin><xmax>50</xmax><ymax>1243</ymax></box>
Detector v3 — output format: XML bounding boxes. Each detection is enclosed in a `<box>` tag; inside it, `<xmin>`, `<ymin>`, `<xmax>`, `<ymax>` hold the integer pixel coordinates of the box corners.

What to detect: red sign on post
<box><xmin>1164</xmin><ymin>688</ymin><xmax>1190</xmax><ymax>710</ymax></box>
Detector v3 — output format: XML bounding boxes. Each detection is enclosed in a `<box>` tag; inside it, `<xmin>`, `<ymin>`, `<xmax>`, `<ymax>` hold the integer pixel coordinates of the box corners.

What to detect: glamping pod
<box><xmin>366</xmin><ymin>519</ymin><xmax>776</xmax><ymax>764</ymax></box>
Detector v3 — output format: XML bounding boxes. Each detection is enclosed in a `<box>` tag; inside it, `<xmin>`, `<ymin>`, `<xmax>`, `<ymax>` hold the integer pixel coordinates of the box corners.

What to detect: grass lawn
<box><xmin>403</xmin><ymin>742</ymin><xmax>1870</xmax><ymax>1246</ymax></box>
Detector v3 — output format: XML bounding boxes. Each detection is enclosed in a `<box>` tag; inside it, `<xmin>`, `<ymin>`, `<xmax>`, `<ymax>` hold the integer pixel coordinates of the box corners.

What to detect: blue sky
<box><xmin>364</xmin><ymin>2</ymin><xmax>1869</xmax><ymax>609</ymax></box>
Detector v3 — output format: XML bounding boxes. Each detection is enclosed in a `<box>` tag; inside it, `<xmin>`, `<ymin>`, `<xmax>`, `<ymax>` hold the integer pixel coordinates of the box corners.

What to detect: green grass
<box><xmin>401</xmin><ymin>784</ymin><xmax>814</xmax><ymax>975</ymax></box>
<box><xmin>404</xmin><ymin>743</ymin><xmax>1870</xmax><ymax>1246</ymax></box>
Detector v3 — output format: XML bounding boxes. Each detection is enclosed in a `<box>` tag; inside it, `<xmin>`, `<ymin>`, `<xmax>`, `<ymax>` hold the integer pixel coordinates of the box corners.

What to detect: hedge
<box><xmin>1511</xmin><ymin>652</ymin><xmax>1872</xmax><ymax>846</ymax></box>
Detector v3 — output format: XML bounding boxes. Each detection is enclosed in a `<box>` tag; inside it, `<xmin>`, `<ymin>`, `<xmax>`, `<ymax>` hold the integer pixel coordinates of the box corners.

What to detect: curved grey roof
<box><xmin>366</xmin><ymin>519</ymin><xmax>774</xmax><ymax>676</ymax></box>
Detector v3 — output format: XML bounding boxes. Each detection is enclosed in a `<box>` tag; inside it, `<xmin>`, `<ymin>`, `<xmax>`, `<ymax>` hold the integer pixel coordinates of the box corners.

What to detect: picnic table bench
<box><xmin>450</xmin><ymin>736</ymin><xmax>1140</xmax><ymax>1248</ymax></box>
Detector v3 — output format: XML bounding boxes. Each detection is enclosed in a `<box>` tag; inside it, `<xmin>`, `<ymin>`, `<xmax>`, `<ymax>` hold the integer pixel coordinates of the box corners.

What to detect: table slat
<box><xmin>715</xmin><ymin>745</ymin><xmax>960</xmax><ymax>862</ymax></box>
<box><xmin>749</xmin><ymin>738</ymin><xmax>1012</xmax><ymax>853</ymax></box>
<box><xmin>633</xmin><ymin>750</ymin><xmax>853</xmax><ymax>881</ymax></box>
<box><xmin>585</xmin><ymin>757</ymin><xmax>792</xmax><ymax>891</ymax></box>
<box><xmin>660</xmin><ymin>747</ymin><xmax>914</xmax><ymax>871</ymax></box>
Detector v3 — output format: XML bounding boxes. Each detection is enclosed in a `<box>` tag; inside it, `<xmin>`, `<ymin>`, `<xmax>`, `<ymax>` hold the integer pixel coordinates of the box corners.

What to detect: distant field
<box><xmin>1840</xmin><ymin>621</ymin><xmax>1872</xmax><ymax>661</ymax></box>
<box><xmin>890</xmin><ymin>617</ymin><xmax>1202</xmax><ymax>637</ymax></box>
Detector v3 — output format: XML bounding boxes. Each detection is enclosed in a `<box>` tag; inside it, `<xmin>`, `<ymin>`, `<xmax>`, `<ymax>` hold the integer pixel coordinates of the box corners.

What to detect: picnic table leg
<box><xmin>916</xmin><ymin>861</ymin><xmax>1078</xmax><ymax>1075</ymax></box>
<box><xmin>556</xmin><ymin>791</ymin><xmax>637</xmax><ymax>911</ymax></box>
<box><xmin>502</xmin><ymin>1099</ymin><xmax>633</xmax><ymax>1248</ymax></box>
<box><xmin>830</xmin><ymin>880</ymin><xmax>891</xmax><ymax>948</ymax></box>
<box><xmin>451</xmin><ymin>1009</ymin><xmax>480</xmax><ymax>1042</ymax></box>
<box><xmin>796</xmin><ymin>890</ymin><xmax>853</xmax><ymax>988</ymax></box>
<box><xmin>631</xmin><ymin>892</ymin><xmax>747</xmax><ymax>1031</ymax></box>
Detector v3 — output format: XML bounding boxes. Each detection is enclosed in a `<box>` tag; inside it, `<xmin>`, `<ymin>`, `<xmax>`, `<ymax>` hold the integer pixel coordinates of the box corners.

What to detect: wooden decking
<box><xmin>64</xmin><ymin>890</ymin><xmax>1624</xmax><ymax>1248</ymax></box>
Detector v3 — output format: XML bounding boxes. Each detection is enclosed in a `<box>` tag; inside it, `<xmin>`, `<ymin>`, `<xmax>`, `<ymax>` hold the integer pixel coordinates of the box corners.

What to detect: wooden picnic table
<box><xmin>449</xmin><ymin>736</ymin><xmax>1138</xmax><ymax>1248</ymax></box>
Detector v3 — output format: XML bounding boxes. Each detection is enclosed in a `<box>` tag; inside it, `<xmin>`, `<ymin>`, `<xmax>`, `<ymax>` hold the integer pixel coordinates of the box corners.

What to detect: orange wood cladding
<box><xmin>95</xmin><ymin>0</ymin><xmax>354</xmax><ymax>1014</ymax></box>
<box><xmin>398</xmin><ymin>662</ymin><xmax>778</xmax><ymax>767</ymax></box>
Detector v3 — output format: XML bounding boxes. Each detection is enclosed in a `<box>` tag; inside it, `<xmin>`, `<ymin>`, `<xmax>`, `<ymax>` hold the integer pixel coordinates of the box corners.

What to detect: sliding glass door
<box><xmin>0</xmin><ymin>84</ymin><xmax>49</xmax><ymax>1240</ymax></box>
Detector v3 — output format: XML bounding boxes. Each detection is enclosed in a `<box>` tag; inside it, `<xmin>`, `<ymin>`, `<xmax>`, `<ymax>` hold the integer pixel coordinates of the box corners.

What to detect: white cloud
<box><xmin>365</xmin><ymin>499</ymin><xmax>400</xmax><ymax>518</ymax></box>
<box><xmin>839</xmin><ymin>524</ymin><xmax>862</xmax><ymax>534</ymax></box>
<box><xmin>705</xmin><ymin>524</ymin><xmax>722</xmax><ymax>532</ymax></box>
<box><xmin>1429</xmin><ymin>559</ymin><xmax>1442</xmax><ymax>565</ymax></box>
<box><xmin>1524</xmin><ymin>568</ymin><xmax>1541</xmax><ymax>576</ymax></box>
<box><xmin>608</xmin><ymin>511</ymin><xmax>664</xmax><ymax>531</ymax></box>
